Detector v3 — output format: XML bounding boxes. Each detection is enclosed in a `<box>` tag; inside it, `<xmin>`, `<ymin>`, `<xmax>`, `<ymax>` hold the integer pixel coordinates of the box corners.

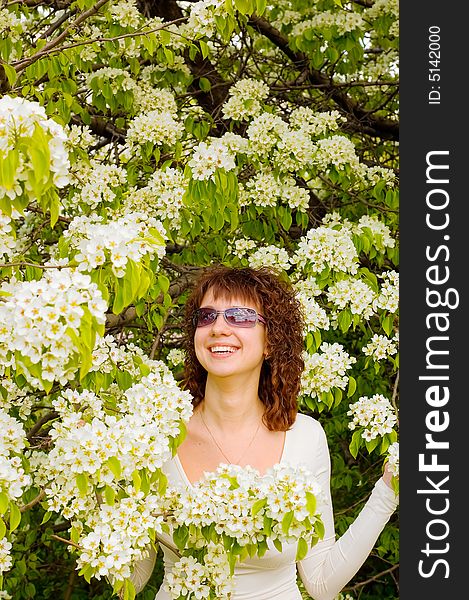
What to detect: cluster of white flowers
<box><xmin>239</xmin><ymin>172</ymin><xmax>309</xmax><ymax>211</ymax></box>
<box><xmin>0</xmin><ymin>410</ymin><xmax>31</xmax><ymax>500</ymax></box>
<box><xmin>357</xmin><ymin>163</ymin><xmax>397</xmax><ymax>186</ymax></box>
<box><xmin>188</xmin><ymin>138</ymin><xmax>237</xmax><ymax>181</ymax></box>
<box><xmin>386</xmin><ymin>441</ymin><xmax>399</xmax><ymax>477</ymax></box>
<box><xmin>289</xmin><ymin>108</ymin><xmax>345</xmax><ymax>137</ymax></box>
<box><xmin>45</xmin><ymin>371</ymin><xmax>193</xmax><ymax>483</ymax></box>
<box><xmin>124</xmin><ymin>167</ymin><xmax>186</xmax><ymax>225</ymax></box>
<box><xmin>181</xmin><ymin>0</ymin><xmax>225</xmax><ymax>39</ymax></box>
<box><xmin>347</xmin><ymin>394</ymin><xmax>397</xmax><ymax>442</ymax></box>
<box><xmin>31</xmin><ymin>366</ymin><xmax>193</xmax><ymax>581</ymax></box>
<box><xmin>133</xmin><ymin>86</ymin><xmax>178</xmax><ymax>117</ymax></box>
<box><xmin>373</xmin><ymin>270</ymin><xmax>399</xmax><ymax>313</ymax></box>
<box><xmin>70</xmin><ymin>161</ymin><xmax>128</xmax><ymax>210</ymax></box>
<box><xmin>246</xmin><ymin>113</ymin><xmax>289</xmax><ymax>159</ymax></box>
<box><xmin>77</xmin><ymin>491</ymin><xmax>163</xmax><ymax>581</ymax></box>
<box><xmin>321</xmin><ymin>211</ymin><xmax>353</xmax><ymax>231</ymax></box>
<box><xmin>109</xmin><ymin>0</ymin><xmax>142</xmax><ymax>28</ymax></box>
<box><xmin>296</xmin><ymin>293</ymin><xmax>330</xmax><ymax>334</ymax></box>
<box><xmin>0</xmin><ymin>270</ymin><xmax>106</xmax><ymax>387</ymax></box>
<box><xmin>0</xmin><ymin>8</ymin><xmax>24</xmax><ymax>45</ymax></box>
<box><xmin>166</xmin><ymin>348</ymin><xmax>186</xmax><ymax>367</ymax></box>
<box><xmin>293</xmin><ymin>276</ymin><xmax>322</xmax><ymax>298</ymax></box>
<box><xmin>314</xmin><ymin>135</ymin><xmax>359</xmax><ymax>171</ymax></box>
<box><xmin>87</xmin><ymin>67</ymin><xmax>136</xmax><ymax>95</ymax></box>
<box><xmin>63</xmin><ymin>212</ymin><xmax>166</xmax><ymax>277</ymax></box>
<box><xmin>294</xmin><ymin>226</ymin><xmax>359</xmax><ymax>274</ymax></box>
<box><xmin>166</xmin><ymin>555</ymin><xmax>211</xmax><ymax>599</ymax></box>
<box><xmin>327</xmin><ymin>278</ymin><xmax>377</xmax><ymax>320</ymax></box>
<box><xmin>301</xmin><ymin>343</ymin><xmax>356</xmax><ymax>398</ymax></box>
<box><xmin>229</xmin><ymin>237</ymin><xmax>258</xmax><ymax>259</ymax></box>
<box><xmin>354</xmin><ymin>215</ymin><xmax>396</xmax><ymax>251</ymax></box>
<box><xmin>248</xmin><ymin>245</ymin><xmax>291</xmax><ymax>272</ymax></box>
<box><xmin>0</xmin><ymin>538</ymin><xmax>12</xmax><ymax>574</ymax></box>
<box><xmin>366</xmin><ymin>0</ymin><xmax>399</xmax><ymax>21</ymax></box>
<box><xmin>64</xmin><ymin>124</ymin><xmax>95</xmax><ymax>152</ymax></box>
<box><xmin>169</xmin><ymin>463</ymin><xmax>322</xmax><ymax>545</ymax></box>
<box><xmin>0</xmin><ymin>213</ymin><xmax>16</xmax><ymax>260</ymax></box>
<box><xmin>0</xmin><ymin>410</ymin><xmax>31</xmax><ymax>574</ymax></box>
<box><xmin>125</xmin><ymin>110</ymin><xmax>184</xmax><ymax>155</ymax></box>
<box><xmin>222</xmin><ymin>78</ymin><xmax>270</xmax><ymax>121</ymax></box>
<box><xmin>362</xmin><ymin>333</ymin><xmax>399</xmax><ymax>361</ymax></box>
<box><xmin>0</xmin><ymin>379</ymin><xmax>34</xmax><ymax>420</ymax></box>
<box><xmin>0</xmin><ymin>95</ymin><xmax>69</xmax><ymax>201</ymax></box>
<box><xmin>292</xmin><ymin>11</ymin><xmax>365</xmax><ymax>37</ymax></box>
<box><xmin>271</xmin><ymin>9</ymin><xmax>304</xmax><ymax>30</ymax></box>
<box><xmin>88</xmin><ymin>335</ymin><xmax>156</xmax><ymax>380</ymax></box>
<box><xmin>274</xmin><ymin>129</ymin><xmax>316</xmax><ymax>172</ymax></box>
<box><xmin>164</xmin><ymin>462</ymin><xmax>322</xmax><ymax>598</ymax></box>
<box><xmin>219</xmin><ymin>132</ymin><xmax>249</xmax><ymax>155</ymax></box>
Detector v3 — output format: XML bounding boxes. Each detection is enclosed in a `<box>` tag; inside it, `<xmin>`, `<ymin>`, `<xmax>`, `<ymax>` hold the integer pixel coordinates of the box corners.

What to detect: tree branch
<box><xmin>247</xmin><ymin>14</ymin><xmax>399</xmax><ymax>141</ymax></box>
<box><xmin>13</xmin><ymin>0</ymin><xmax>111</xmax><ymax>73</ymax></box>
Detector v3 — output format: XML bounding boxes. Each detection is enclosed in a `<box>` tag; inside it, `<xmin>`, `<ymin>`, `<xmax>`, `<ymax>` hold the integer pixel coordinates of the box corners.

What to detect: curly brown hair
<box><xmin>181</xmin><ymin>265</ymin><xmax>305</xmax><ymax>431</ymax></box>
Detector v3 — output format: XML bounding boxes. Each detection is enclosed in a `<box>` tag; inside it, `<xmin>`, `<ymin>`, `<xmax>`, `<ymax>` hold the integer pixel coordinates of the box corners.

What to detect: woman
<box><xmin>129</xmin><ymin>265</ymin><xmax>399</xmax><ymax>600</ymax></box>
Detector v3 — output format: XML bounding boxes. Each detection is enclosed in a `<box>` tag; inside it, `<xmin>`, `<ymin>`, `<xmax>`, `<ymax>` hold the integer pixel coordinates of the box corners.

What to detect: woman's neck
<box><xmin>199</xmin><ymin>377</ymin><xmax>264</xmax><ymax>430</ymax></box>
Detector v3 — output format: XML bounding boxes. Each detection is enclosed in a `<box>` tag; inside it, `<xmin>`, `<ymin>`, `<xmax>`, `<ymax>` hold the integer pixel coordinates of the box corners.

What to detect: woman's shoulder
<box><xmin>290</xmin><ymin>412</ymin><xmax>326</xmax><ymax>437</ymax></box>
<box><xmin>285</xmin><ymin>412</ymin><xmax>328</xmax><ymax>459</ymax></box>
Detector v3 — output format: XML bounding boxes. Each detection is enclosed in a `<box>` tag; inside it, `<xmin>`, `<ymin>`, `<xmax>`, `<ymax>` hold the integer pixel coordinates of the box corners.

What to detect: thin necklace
<box><xmin>199</xmin><ymin>409</ymin><xmax>262</xmax><ymax>466</ymax></box>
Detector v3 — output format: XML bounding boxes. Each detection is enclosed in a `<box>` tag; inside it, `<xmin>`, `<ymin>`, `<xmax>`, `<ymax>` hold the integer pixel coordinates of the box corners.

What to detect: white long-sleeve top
<box><xmin>128</xmin><ymin>413</ymin><xmax>398</xmax><ymax>599</ymax></box>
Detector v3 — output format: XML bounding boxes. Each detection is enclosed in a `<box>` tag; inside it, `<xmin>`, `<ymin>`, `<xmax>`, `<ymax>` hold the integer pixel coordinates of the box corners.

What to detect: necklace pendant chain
<box><xmin>199</xmin><ymin>409</ymin><xmax>262</xmax><ymax>466</ymax></box>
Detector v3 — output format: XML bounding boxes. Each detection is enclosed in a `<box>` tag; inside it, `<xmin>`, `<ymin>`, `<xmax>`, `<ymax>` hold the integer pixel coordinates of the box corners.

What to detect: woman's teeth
<box><xmin>210</xmin><ymin>346</ymin><xmax>237</xmax><ymax>354</ymax></box>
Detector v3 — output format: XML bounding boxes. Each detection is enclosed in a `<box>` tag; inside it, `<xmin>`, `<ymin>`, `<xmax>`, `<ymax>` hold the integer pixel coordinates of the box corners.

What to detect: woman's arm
<box><xmin>297</xmin><ymin>423</ymin><xmax>399</xmax><ymax>600</ymax></box>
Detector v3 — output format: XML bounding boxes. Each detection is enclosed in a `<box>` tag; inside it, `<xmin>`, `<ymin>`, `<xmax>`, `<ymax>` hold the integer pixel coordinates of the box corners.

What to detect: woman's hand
<box><xmin>382</xmin><ymin>461</ymin><xmax>395</xmax><ymax>489</ymax></box>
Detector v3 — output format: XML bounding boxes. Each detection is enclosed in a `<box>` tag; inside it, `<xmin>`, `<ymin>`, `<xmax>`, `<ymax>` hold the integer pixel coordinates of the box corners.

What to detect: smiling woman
<box><xmin>125</xmin><ymin>265</ymin><xmax>398</xmax><ymax>600</ymax></box>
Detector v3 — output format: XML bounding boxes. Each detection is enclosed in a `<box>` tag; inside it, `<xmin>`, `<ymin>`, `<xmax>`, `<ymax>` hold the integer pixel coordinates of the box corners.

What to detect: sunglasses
<box><xmin>192</xmin><ymin>307</ymin><xmax>266</xmax><ymax>328</ymax></box>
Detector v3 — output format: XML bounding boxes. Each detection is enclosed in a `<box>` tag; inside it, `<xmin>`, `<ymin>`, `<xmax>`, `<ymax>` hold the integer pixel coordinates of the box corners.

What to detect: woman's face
<box><xmin>194</xmin><ymin>289</ymin><xmax>267</xmax><ymax>381</ymax></box>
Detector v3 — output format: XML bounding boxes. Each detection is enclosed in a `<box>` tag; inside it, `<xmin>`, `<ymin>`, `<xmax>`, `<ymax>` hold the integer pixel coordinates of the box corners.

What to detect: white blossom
<box><xmin>347</xmin><ymin>394</ymin><xmax>397</xmax><ymax>441</ymax></box>
<box><xmin>301</xmin><ymin>343</ymin><xmax>356</xmax><ymax>398</ymax></box>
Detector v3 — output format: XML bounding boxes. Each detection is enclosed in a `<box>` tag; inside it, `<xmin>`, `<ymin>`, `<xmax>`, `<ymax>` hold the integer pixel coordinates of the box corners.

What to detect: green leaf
<box><xmin>305</xmin><ymin>491</ymin><xmax>316</xmax><ymax>516</ymax></box>
<box><xmin>104</xmin><ymin>485</ymin><xmax>116</xmax><ymax>505</ymax></box>
<box><xmin>337</xmin><ymin>309</ymin><xmax>352</xmax><ymax>333</ymax></box>
<box><xmin>0</xmin><ymin>492</ymin><xmax>9</xmax><ymax>515</ymax></box>
<box><xmin>9</xmin><ymin>502</ymin><xmax>21</xmax><ymax>532</ymax></box>
<box><xmin>252</xmin><ymin>498</ymin><xmax>266</xmax><ymax>515</ymax></box>
<box><xmin>41</xmin><ymin>511</ymin><xmax>52</xmax><ymax>525</ymax></box>
<box><xmin>106</xmin><ymin>456</ymin><xmax>122</xmax><ymax>480</ymax></box>
<box><xmin>0</xmin><ymin>149</ymin><xmax>19</xmax><ymax>189</ymax></box>
<box><xmin>349</xmin><ymin>429</ymin><xmax>362</xmax><ymax>459</ymax></box>
<box><xmin>347</xmin><ymin>376</ymin><xmax>357</xmax><ymax>398</ymax></box>
<box><xmin>296</xmin><ymin>536</ymin><xmax>309</xmax><ymax>561</ymax></box>
<box><xmin>199</xmin><ymin>40</ymin><xmax>210</xmax><ymax>59</ymax></box>
<box><xmin>2</xmin><ymin>63</ymin><xmax>17</xmax><ymax>87</ymax></box>
<box><xmin>234</xmin><ymin>0</ymin><xmax>251</xmax><ymax>13</ymax></box>
<box><xmin>132</xmin><ymin>470</ymin><xmax>141</xmax><ymax>492</ymax></box>
<box><xmin>273</xmin><ymin>538</ymin><xmax>282</xmax><ymax>553</ymax></box>
<box><xmin>75</xmin><ymin>473</ymin><xmax>89</xmax><ymax>497</ymax></box>
<box><xmin>382</xmin><ymin>314</ymin><xmax>394</xmax><ymax>336</ymax></box>
<box><xmin>364</xmin><ymin>436</ymin><xmax>380</xmax><ymax>454</ymax></box>
<box><xmin>199</xmin><ymin>77</ymin><xmax>211</xmax><ymax>91</ymax></box>
<box><xmin>281</xmin><ymin>510</ymin><xmax>294</xmax><ymax>535</ymax></box>
<box><xmin>173</xmin><ymin>525</ymin><xmax>189</xmax><ymax>551</ymax></box>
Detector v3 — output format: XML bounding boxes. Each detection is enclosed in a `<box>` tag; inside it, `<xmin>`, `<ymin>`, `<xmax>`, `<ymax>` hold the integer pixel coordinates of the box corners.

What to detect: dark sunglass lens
<box><xmin>196</xmin><ymin>308</ymin><xmax>217</xmax><ymax>326</ymax></box>
<box><xmin>225</xmin><ymin>308</ymin><xmax>257</xmax><ymax>327</ymax></box>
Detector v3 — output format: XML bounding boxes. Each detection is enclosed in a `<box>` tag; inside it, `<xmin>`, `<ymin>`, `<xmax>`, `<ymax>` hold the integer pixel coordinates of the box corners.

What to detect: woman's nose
<box><xmin>210</xmin><ymin>312</ymin><xmax>230</xmax><ymax>334</ymax></box>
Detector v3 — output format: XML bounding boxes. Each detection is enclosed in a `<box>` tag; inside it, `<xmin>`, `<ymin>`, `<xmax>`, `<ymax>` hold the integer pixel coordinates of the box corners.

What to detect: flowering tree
<box><xmin>0</xmin><ymin>0</ymin><xmax>399</xmax><ymax>598</ymax></box>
